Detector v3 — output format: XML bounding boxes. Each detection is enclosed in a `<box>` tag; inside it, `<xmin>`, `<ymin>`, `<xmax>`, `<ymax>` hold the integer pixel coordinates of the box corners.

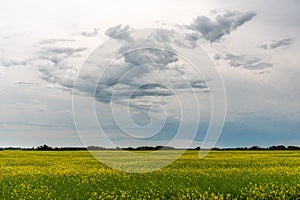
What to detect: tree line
<box><xmin>1</xmin><ymin>144</ymin><xmax>300</xmax><ymax>151</ymax></box>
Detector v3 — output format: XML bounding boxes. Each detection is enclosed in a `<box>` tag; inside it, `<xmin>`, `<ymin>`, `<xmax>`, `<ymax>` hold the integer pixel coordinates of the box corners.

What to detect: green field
<box><xmin>0</xmin><ymin>150</ymin><xmax>299</xmax><ymax>199</ymax></box>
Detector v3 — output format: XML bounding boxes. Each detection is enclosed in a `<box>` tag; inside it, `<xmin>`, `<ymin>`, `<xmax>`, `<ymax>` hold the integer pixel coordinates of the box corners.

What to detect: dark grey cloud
<box><xmin>185</xmin><ymin>32</ymin><xmax>201</xmax><ymax>41</ymax></box>
<box><xmin>105</xmin><ymin>24</ymin><xmax>132</xmax><ymax>41</ymax></box>
<box><xmin>94</xmin><ymin>83</ymin><xmax>173</xmax><ymax>106</ymax></box>
<box><xmin>187</xmin><ymin>11</ymin><xmax>257</xmax><ymax>43</ymax></box>
<box><xmin>123</xmin><ymin>48</ymin><xmax>178</xmax><ymax>67</ymax></box>
<box><xmin>80</xmin><ymin>28</ymin><xmax>100</xmax><ymax>37</ymax></box>
<box><xmin>191</xmin><ymin>80</ymin><xmax>208</xmax><ymax>89</ymax></box>
<box><xmin>131</xmin><ymin>84</ymin><xmax>173</xmax><ymax>99</ymax></box>
<box><xmin>28</xmin><ymin>27</ymin><xmax>208</xmax><ymax>111</ymax></box>
<box><xmin>258</xmin><ymin>38</ymin><xmax>293</xmax><ymax>50</ymax></box>
<box><xmin>215</xmin><ymin>53</ymin><xmax>273</xmax><ymax>70</ymax></box>
<box><xmin>73</xmin><ymin>29</ymin><xmax>209</xmax><ymax>106</ymax></box>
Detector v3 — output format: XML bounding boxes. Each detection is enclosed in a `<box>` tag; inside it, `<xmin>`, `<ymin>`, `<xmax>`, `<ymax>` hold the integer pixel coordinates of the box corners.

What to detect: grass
<box><xmin>0</xmin><ymin>150</ymin><xmax>299</xmax><ymax>199</ymax></box>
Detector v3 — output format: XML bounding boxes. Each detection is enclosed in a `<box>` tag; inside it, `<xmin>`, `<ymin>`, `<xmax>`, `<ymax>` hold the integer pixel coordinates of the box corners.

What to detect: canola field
<box><xmin>0</xmin><ymin>150</ymin><xmax>299</xmax><ymax>199</ymax></box>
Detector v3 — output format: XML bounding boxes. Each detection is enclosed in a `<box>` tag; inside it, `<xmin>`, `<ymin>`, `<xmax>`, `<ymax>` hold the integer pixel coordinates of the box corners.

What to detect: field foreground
<box><xmin>0</xmin><ymin>150</ymin><xmax>299</xmax><ymax>199</ymax></box>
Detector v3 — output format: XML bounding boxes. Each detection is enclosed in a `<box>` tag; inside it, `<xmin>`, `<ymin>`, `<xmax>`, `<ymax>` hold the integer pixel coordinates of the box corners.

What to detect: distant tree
<box><xmin>36</xmin><ymin>144</ymin><xmax>53</xmax><ymax>151</ymax></box>
<box><xmin>122</xmin><ymin>146</ymin><xmax>175</xmax><ymax>151</ymax></box>
<box><xmin>287</xmin><ymin>145</ymin><xmax>300</xmax><ymax>150</ymax></box>
<box><xmin>87</xmin><ymin>146</ymin><xmax>105</xmax><ymax>150</ymax></box>
<box><xmin>136</xmin><ymin>146</ymin><xmax>155</xmax><ymax>150</ymax></box>
<box><xmin>278</xmin><ymin>145</ymin><xmax>286</xmax><ymax>150</ymax></box>
<box><xmin>269</xmin><ymin>145</ymin><xmax>286</xmax><ymax>150</ymax></box>
<box><xmin>249</xmin><ymin>146</ymin><xmax>264</xmax><ymax>150</ymax></box>
<box><xmin>161</xmin><ymin>146</ymin><xmax>175</xmax><ymax>150</ymax></box>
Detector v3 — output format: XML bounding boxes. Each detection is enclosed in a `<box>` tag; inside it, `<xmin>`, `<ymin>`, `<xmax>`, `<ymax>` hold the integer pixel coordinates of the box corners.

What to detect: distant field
<box><xmin>0</xmin><ymin>150</ymin><xmax>299</xmax><ymax>199</ymax></box>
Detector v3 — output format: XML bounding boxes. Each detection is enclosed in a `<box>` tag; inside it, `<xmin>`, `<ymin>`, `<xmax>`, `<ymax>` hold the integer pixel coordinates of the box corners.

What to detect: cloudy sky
<box><xmin>0</xmin><ymin>0</ymin><xmax>299</xmax><ymax>148</ymax></box>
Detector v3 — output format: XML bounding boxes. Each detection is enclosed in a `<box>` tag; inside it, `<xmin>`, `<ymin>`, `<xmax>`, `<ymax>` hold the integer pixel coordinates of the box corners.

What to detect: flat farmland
<box><xmin>0</xmin><ymin>150</ymin><xmax>299</xmax><ymax>199</ymax></box>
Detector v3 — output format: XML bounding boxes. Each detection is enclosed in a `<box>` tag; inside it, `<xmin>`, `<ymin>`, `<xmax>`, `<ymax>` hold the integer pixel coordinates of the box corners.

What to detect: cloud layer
<box><xmin>76</xmin><ymin>28</ymin><xmax>209</xmax><ymax>106</ymax></box>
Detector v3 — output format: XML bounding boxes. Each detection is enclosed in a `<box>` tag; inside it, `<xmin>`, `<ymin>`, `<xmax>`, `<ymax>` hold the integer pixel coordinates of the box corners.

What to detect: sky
<box><xmin>0</xmin><ymin>0</ymin><xmax>299</xmax><ymax>148</ymax></box>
